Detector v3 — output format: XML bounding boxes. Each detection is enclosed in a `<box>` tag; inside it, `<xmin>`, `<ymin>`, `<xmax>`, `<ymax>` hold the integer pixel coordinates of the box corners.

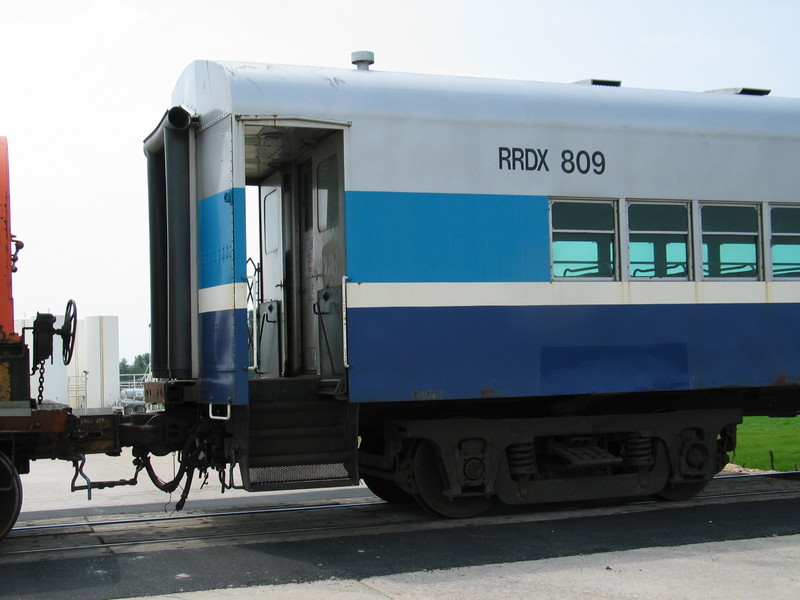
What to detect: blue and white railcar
<box><xmin>143</xmin><ymin>56</ymin><xmax>800</xmax><ymax>516</ymax></box>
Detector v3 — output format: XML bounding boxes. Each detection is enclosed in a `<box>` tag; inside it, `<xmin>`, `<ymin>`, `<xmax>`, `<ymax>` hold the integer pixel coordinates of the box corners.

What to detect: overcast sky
<box><xmin>1</xmin><ymin>0</ymin><xmax>799</xmax><ymax>360</ymax></box>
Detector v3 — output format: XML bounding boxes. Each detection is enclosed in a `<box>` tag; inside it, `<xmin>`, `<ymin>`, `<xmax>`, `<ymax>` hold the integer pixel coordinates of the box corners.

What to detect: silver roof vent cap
<box><xmin>351</xmin><ymin>51</ymin><xmax>375</xmax><ymax>71</ymax></box>
<box><xmin>705</xmin><ymin>87</ymin><xmax>771</xmax><ymax>96</ymax></box>
<box><xmin>573</xmin><ymin>79</ymin><xmax>622</xmax><ymax>87</ymax></box>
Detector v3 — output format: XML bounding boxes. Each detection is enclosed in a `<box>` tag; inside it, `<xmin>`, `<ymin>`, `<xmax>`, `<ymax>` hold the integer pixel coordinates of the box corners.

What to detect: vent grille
<box><xmin>249</xmin><ymin>463</ymin><xmax>350</xmax><ymax>486</ymax></box>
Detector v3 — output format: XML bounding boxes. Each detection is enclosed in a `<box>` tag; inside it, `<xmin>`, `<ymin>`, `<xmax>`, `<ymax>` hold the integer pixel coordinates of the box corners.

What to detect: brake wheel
<box><xmin>59</xmin><ymin>299</ymin><xmax>77</xmax><ymax>365</ymax></box>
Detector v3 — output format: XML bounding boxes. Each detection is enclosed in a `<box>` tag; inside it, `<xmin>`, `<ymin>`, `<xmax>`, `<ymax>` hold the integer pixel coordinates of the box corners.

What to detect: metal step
<box><xmin>241</xmin><ymin>377</ymin><xmax>358</xmax><ymax>491</ymax></box>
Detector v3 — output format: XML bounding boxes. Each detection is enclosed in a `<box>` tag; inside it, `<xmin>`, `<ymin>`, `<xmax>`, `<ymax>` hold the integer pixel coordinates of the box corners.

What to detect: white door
<box><xmin>257</xmin><ymin>172</ymin><xmax>285</xmax><ymax>376</ymax></box>
<box><xmin>300</xmin><ymin>135</ymin><xmax>345</xmax><ymax>375</ymax></box>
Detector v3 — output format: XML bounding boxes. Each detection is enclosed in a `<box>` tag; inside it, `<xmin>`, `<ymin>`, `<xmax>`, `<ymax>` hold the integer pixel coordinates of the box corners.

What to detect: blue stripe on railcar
<box><xmin>198</xmin><ymin>188</ymin><xmax>247</xmax><ymax>289</ymax></box>
<box><xmin>197</xmin><ymin>187</ymin><xmax>248</xmax><ymax>405</ymax></box>
<box><xmin>199</xmin><ymin>308</ymin><xmax>249</xmax><ymax>405</ymax></box>
<box><xmin>345</xmin><ymin>303</ymin><xmax>800</xmax><ymax>402</ymax></box>
<box><xmin>345</xmin><ymin>191</ymin><xmax>551</xmax><ymax>283</ymax></box>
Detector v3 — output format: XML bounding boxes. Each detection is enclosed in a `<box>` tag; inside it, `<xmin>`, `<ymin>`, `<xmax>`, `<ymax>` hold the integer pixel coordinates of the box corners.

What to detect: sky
<box><xmin>1</xmin><ymin>0</ymin><xmax>799</xmax><ymax>360</ymax></box>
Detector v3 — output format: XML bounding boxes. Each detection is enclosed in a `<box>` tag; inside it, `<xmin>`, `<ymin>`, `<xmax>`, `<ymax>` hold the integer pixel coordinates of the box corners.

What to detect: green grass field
<box><xmin>730</xmin><ymin>416</ymin><xmax>800</xmax><ymax>471</ymax></box>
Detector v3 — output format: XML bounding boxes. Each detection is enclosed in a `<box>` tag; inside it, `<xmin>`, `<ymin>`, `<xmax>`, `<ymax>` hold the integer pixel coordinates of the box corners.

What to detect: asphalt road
<box><xmin>2</xmin><ymin>489</ymin><xmax>800</xmax><ymax>600</ymax></box>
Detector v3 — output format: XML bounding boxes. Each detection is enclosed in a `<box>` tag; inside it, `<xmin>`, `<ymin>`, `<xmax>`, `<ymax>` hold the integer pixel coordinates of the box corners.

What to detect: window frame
<box><xmin>699</xmin><ymin>202</ymin><xmax>762</xmax><ymax>280</ymax></box>
<box><xmin>625</xmin><ymin>200</ymin><xmax>692</xmax><ymax>280</ymax></box>
<box><xmin>550</xmin><ymin>197</ymin><xmax>619</xmax><ymax>280</ymax></box>
<box><xmin>316</xmin><ymin>153</ymin><xmax>340</xmax><ymax>233</ymax></box>
<box><xmin>768</xmin><ymin>203</ymin><xmax>800</xmax><ymax>280</ymax></box>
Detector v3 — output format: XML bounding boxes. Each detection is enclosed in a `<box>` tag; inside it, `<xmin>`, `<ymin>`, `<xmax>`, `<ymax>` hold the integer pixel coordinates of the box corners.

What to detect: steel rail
<box><xmin>11</xmin><ymin>498</ymin><xmax>384</xmax><ymax>534</ymax></box>
<box><xmin>3</xmin><ymin>521</ymin><xmax>362</xmax><ymax>556</ymax></box>
<box><xmin>714</xmin><ymin>470</ymin><xmax>800</xmax><ymax>480</ymax></box>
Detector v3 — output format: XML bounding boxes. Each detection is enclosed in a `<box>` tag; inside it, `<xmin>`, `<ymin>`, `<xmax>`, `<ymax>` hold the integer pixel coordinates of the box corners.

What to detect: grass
<box><xmin>730</xmin><ymin>416</ymin><xmax>800</xmax><ymax>471</ymax></box>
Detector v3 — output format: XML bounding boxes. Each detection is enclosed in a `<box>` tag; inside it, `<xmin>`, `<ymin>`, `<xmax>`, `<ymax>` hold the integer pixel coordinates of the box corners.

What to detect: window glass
<box><xmin>299</xmin><ymin>160</ymin><xmax>313</xmax><ymax>232</ymax></box>
<box><xmin>551</xmin><ymin>201</ymin><xmax>615</xmax><ymax>278</ymax></box>
<box><xmin>701</xmin><ymin>205</ymin><xmax>758</xmax><ymax>233</ymax></box>
<box><xmin>701</xmin><ymin>205</ymin><xmax>759</xmax><ymax>278</ymax></box>
<box><xmin>630</xmin><ymin>235</ymin><xmax>689</xmax><ymax>277</ymax></box>
<box><xmin>317</xmin><ymin>155</ymin><xmax>339</xmax><ymax>232</ymax></box>
<box><xmin>628</xmin><ymin>203</ymin><xmax>689</xmax><ymax>278</ymax></box>
<box><xmin>552</xmin><ymin>202</ymin><xmax>614</xmax><ymax>230</ymax></box>
<box><xmin>771</xmin><ymin>207</ymin><xmax>800</xmax><ymax>233</ymax></box>
<box><xmin>629</xmin><ymin>204</ymin><xmax>688</xmax><ymax>231</ymax></box>
<box><xmin>264</xmin><ymin>189</ymin><xmax>280</xmax><ymax>253</ymax></box>
<box><xmin>772</xmin><ymin>207</ymin><xmax>800</xmax><ymax>277</ymax></box>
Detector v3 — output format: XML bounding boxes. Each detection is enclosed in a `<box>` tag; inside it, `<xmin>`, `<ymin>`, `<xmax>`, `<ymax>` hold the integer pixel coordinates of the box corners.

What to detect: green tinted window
<box><xmin>771</xmin><ymin>207</ymin><xmax>800</xmax><ymax>234</ymax></box>
<box><xmin>702</xmin><ymin>205</ymin><xmax>759</xmax><ymax>278</ymax></box>
<box><xmin>772</xmin><ymin>207</ymin><xmax>800</xmax><ymax>277</ymax></box>
<box><xmin>629</xmin><ymin>204</ymin><xmax>688</xmax><ymax>232</ymax></box>
<box><xmin>628</xmin><ymin>203</ymin><xmax>689</xmax><ymax>278</ymax></box>
<box><xmin>552</xmin><ymin>202</ymin><xmax>614</xmax><ymax>231</ymax></box>
<box><xmin>630</xmin><ymin>235</ymin><xmax>689</xmax><ymax>278</ymax></box>
<box><xmin>551</xmin><ymin>201</ymin><xmax>615</xmax><ymax>278</ymax></box>
<box><xmin>701</xmin><ymin>205</ymin><xmax>758</xmax><ymax>233</ymax></box>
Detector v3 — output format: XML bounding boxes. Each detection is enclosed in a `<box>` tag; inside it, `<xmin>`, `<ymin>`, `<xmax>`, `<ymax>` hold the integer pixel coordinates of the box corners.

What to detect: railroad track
<box><xmin>10</xmin><ymin>499</ymin><xmax>386</xmax><ymax>540</ymax></box>
<box><xmin>3</xmin><ymin>472</ymin><xmax>800</xmax><ymax>560</ymax></box>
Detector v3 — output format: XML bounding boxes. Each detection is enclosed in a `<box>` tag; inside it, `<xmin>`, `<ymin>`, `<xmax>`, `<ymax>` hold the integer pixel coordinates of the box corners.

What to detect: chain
<box><xmin>36</xmin><ymin>361</ymin><xmax>45</xmax><ymax>405</ymax></box>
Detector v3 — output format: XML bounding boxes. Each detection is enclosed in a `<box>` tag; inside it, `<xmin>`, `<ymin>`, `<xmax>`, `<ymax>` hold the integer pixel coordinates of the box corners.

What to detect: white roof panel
<box><xmin>171</xmin><ymin>60</ymin><xmax>800</xmax><ymax>138</ymax></box>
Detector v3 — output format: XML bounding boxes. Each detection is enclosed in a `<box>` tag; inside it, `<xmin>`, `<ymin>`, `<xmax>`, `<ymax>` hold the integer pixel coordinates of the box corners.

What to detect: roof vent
<box><xmin>351</xmin><ymin>51</ymin><xmax>375</xmax><ymax>71</ymax></box>
<box><xmin>573</xmin><ymin>79</ymin><xmax>622</xmax><ymax>87</ymax></box>
<box><xmin>706</xmin><ymin>87</ymin><xmax>771</xmax><ymax>96</ymax></box>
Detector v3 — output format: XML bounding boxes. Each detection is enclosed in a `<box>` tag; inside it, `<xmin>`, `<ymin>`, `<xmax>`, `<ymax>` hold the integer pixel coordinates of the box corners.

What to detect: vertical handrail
<box><xmin>341</xmin><ymin>276</ymin><xmax>350</xmax><ymax>368</ymax></box>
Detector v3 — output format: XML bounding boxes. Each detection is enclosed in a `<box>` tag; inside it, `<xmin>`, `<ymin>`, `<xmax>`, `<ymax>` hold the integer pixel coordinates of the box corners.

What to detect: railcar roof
<box><xmin>171</xmin><ymin>60</ymin><xmax>800</xmax><ymax>138</ymax></box>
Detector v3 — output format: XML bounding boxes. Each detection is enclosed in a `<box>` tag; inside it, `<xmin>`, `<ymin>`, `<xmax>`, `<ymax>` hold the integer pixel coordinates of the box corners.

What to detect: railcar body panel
<box><xmin>347</xmin><ymin>301</ymin><xmax>800</xmax><ymax>401</ymax></box>
<box><xmin>155</xmin><ymin>60</ymin><xmax>800</xmax><ymax>408</ymax></box>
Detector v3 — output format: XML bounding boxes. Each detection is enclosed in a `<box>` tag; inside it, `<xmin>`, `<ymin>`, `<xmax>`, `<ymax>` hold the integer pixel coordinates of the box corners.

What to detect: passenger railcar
<box><xmin>139</xmin><ymin>55</ymin><xmax>800</xmax><ymax>516</ymax></box>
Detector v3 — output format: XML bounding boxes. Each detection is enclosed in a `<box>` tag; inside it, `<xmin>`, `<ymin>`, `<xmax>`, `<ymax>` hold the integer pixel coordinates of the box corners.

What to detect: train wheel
<box><xmin>0</xmin><ymin>451</ymin><xmax>22</xmax><ymax>539</ymax></box>
<box><xmin>654</xmin><ymin>478</ymin><xmax>710</xmax><ymax>501</ymax></box>
<box><xmin>412</xmin><ymin>440</ymin><xmax>492</xmax><ymax>518</ymax></box>
<box><xmin>362</xmin><ymin>475</ymin><xmax>414</xmax><ymax>504</ymax></box>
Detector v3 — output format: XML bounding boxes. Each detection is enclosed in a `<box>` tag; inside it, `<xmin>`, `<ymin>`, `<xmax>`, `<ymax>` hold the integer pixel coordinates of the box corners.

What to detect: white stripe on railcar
<box><xmin>198</xmin><ymin>282</ymin><xmax>249</xmax><ymax>314</ymax></box>
<box><xmin>345</xmin><ymin>281</ymin><xmax>800</xmax><ymax>309</ymax></box>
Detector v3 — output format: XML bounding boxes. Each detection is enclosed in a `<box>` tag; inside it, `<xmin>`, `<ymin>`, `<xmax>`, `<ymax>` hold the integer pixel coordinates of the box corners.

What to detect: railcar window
<box><xmin>701</xmin><ymin>205</ymin><xmax>759</xmax><ymax>278</ymax></box>
<box><xmin>628</xmin><ymin>203</ymin><xmax>689</xmax><ymax>278</ymax></box>
<box><xmin>263</xmin><ymin>189</ymin><xmax>280</xmax><ymax>254</ymax></box>
<box><xmin>552</xmin><ymin>201</ymin><xmax>616</xmax><ymax>278</ymax></box>
<box><xmin>298</xmin><ymin>160</ymin><xmax>314</xmax><ymax>233</ymax></box>
<box><xmin>317</xmin><ymin>155</ymin><xmax>340</xmax><ymax>232</ymax></box>
<box><xmin>771</xmin><ymin>206</ymin><xmax>800</xmax><ymax>277</ymax></box>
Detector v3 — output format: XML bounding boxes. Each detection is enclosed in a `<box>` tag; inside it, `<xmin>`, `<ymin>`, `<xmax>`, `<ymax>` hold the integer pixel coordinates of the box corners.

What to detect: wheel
<box><xmin>654</xmin><ymin>479</ymin><xmax>710</xmax><ymax>501</ymax></box>
<box><xmin>358</xmin><ymin>436</ymin><xmax>415</xmax><ymax>503</ymax></box>
<box><xmin>0</xmin><ymin>452</ymin><xmax>22</xmax><ymax>540</ymax></box>
<box><xmin>363</xmin><ymin>475</ymin><xmax>414</xmax><ymax>504</ymax></box>
<box><xmin>412</xmin><ymin>440</ymin><xmax>492</xmax><ymax>518</ymax></box>
<box><xmin>59</xmin><ymin>299</ymin><xmax>77</xmax><ymax>365</ymax></box>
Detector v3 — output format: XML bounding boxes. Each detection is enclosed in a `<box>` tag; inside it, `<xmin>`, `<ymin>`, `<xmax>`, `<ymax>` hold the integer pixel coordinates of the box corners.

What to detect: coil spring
<box><xmin>507</xmin><ymin>443</ymin><xmax>536</xmax><ymax>476</ymax></box>
<box><xmin>625</xmin><ymin>433</ymin><xmax>653</xmax><ymax>467</ymax></box>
